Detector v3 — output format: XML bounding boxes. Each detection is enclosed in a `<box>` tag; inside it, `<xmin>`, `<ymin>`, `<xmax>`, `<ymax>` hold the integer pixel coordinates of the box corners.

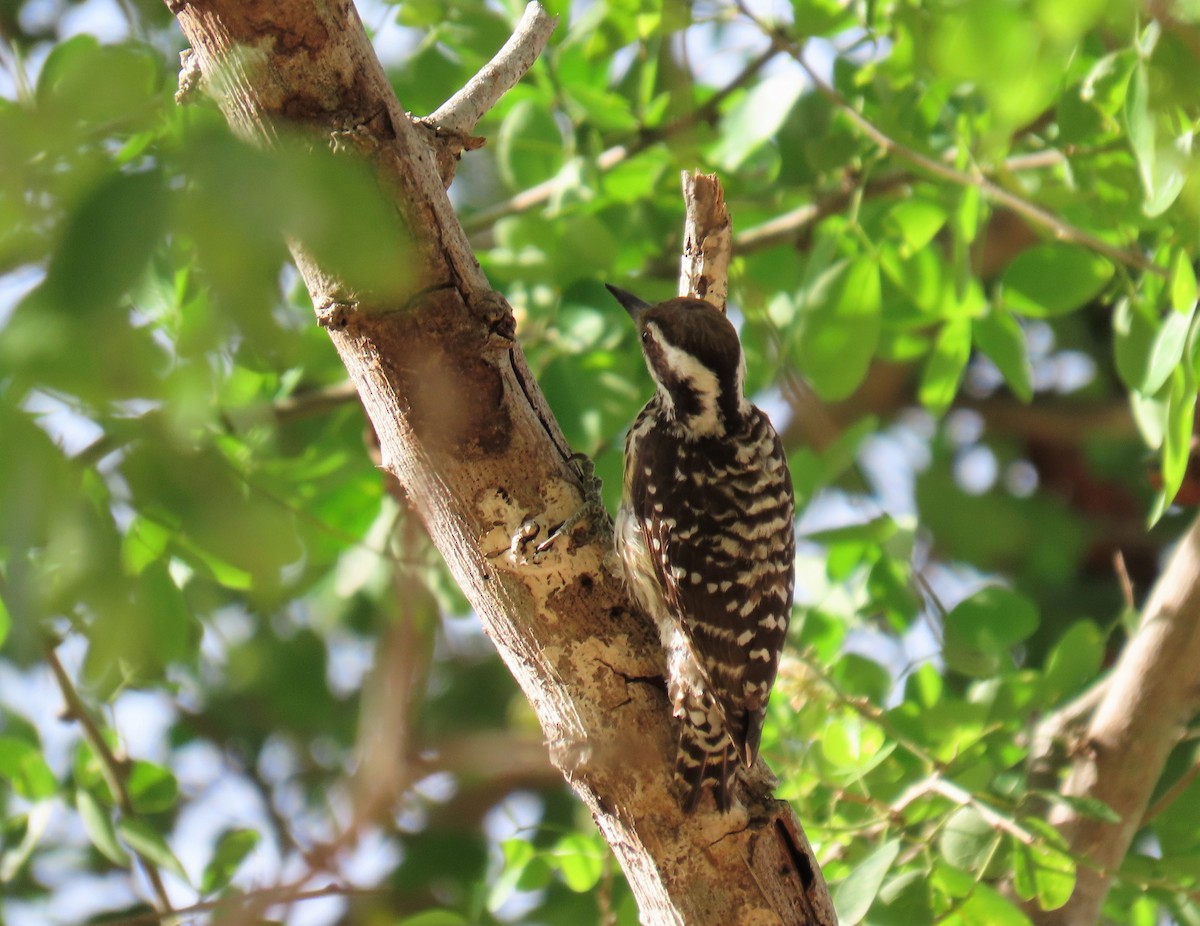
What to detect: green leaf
<box><xmin>833</xmin><ymin>839</ymin><xmax>900</xmax><ymax>924</ymax></box>
<box><xmin>488</xmin><ymin>838</ymin><xmax>535</xmax><ymax>913</ymax></box>
<box><xmin>117</xmin><ymin>818</ymin><xmax>190</xmax><ymax>884</ymax></box>
<box><xmin>712</xmin><ymin>73</ymin><xmax>804</xmax><ymax>170</ymax></box>
<box><xmin>1041</xmin><ymin>621</ymin><xmax>1104</xmax><ymax>704</ymax></box>
<box><xmin>126</xmin><ymin>761</ymin><xmax>179</xmax><ymax>814</ymax></box>
<box><xmin>939</xmin><ymin>807</ymin><xmax>1002</xmax><ymax>873</ymax></box>
<box><xmin>803</xmin><ymin>515</ymin><xmax>898</xmax><ymax>546</ymax></box>
<box><xmin>201</xmin><ymin>828</ymin><xmax>260</xmax><ymax>895</ymax></box>
<box><xmin>1114</xmin><ymin>297</ymin><xmax>1161</xmax><ymax>391</ymax></box>
<box><xmin>1126</xmin><ymin>60</ymin><xmax>1155</xmax><ymax>198</ymax></box>
<box><xmin>496</xmin><ymin>99</ymin><xmax>565</xmax><ymax>191</ymax></box>
<box><xmin>0</xmin><ymin>803</ymin><xmax>53</xmax><ymax>883</ymax></box>
<box><xmin>1002</xmin><ymin>245</ymin><xmax>1113</xmax><ymax>317</ymax></box>
<box><xmin>0</xmin><ymin>737</ymin><xmax>57</xmax><ymax>800</ymax></box>
<box><xmin>957</xmin><ymin>882</ymin><xmax>1034</xmax><ymax>925</ymax></box>
<box><xmin>920</xmin><ymin>318</ymin><xmax>972</xmax><ymax>416</ymax></box>
<box><xmin>395</xmin><ymin>913</ymin><xmax>469</xmax><ymax>926</ymax></box>
<box><xmin>973</xmin><ymin>307</ymin><xmax>1033</xmax><ymax>401</ymax></box>
<box><xmin>44</xmin><ymin>169</ymin><xmax>168</xmax><ymax>315</ymax></box>
<box><xmin>889</xmin><ymin>200</ymin><xmax>948</xmax><ymax>252</ymax></box>
<box><xmin>0</xmin><ymin>594</ymin><xmax>9</xmax><ymax>650</ymax></box>
<box><xmin>820</xmin><ymin>715</ymin><xmax>888</xmax><ymax>771</ymax></box>
<box><xmin>794</xmin><ymin>258</ymin><xmax>882</xmax><ymax>401</ymax></box>
<box><xmin>1171</xmin><ymin>251</ymin><xmax>1198</xmax><ymax>314</ymax></box>
<box><xmin>944</xmin><ymin>585</ymin><xmax>1039</xmax><ymax>678</ymax></box>
<box><xmin>1011</xmin><ymin>819</ymin><xmax>1075</xmax><ymax>911</ymax></box>
<box><xmin>553</xmin><ymin>833</ymin><xmax>604</xmax><ymax>892</ymax></box>
<box><xmin>1150</xmin><ymin>369</ymin><xmax>1197</xmax><ymax>523</ymax></box>
<box><xmin>1125</xmin><ymin>60</ymin><xmax>1189</xmax><ymax>217</ymax></box>
<box><xmin>76</xmin><ymin>789</ymin><xmax>130</xmax><ymax>866</ymax></box>
<box><xmin>1143</xmin><ymin>305</ymin><xmax>1196</xmax><ymax>394</ymax></box>
<box><xmin>1032</xmin><ymin>792</ymin><xmax>1121</xmax><ymax>824</ymax></box>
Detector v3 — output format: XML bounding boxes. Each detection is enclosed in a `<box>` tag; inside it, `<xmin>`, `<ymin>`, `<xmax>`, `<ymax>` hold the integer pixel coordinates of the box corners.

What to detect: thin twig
<box><xmin>734</xmin><ymin>2</ymin><xmax>1165</xmax><ymax>279</ymax></box>
<box><xmin>45</xmin><ymin>645</ymin><xmax>175</xmax><ymax>913</ymax></box>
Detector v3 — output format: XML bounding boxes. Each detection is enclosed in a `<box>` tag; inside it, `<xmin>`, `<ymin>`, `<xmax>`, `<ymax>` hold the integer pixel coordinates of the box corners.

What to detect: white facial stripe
<box><xmin>645</xmin><ymin>322</ymin><xmax>724</xmax><ymax>435</ymax></box>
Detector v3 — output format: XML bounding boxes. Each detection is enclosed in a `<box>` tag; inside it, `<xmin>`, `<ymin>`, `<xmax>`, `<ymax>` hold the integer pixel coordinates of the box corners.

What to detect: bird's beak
<box><xmin>605</xmin><ymin>284</ymin><xmax>651</xmax><ymax>323</ymax></box>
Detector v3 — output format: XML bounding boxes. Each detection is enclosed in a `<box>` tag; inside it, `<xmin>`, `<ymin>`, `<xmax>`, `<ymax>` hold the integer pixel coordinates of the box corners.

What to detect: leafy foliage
<box><xmin>2</xmin><ymin>0</ymin><xmax>1200</xmax><ymax>924</ymax></box>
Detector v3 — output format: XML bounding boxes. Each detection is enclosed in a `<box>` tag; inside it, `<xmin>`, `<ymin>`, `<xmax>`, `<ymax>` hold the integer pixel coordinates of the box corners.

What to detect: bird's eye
<box><xmin>641</xmin><ymin>331</ymin><xmax>650</xmax><ymax>343</ymax></box>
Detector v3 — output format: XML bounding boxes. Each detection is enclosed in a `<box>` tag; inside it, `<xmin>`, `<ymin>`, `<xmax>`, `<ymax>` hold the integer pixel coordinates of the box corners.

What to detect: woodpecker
<box><xmin>607</xmin><ymin>284</ymin><xmax>795</xmax><ymax>813</ymax></box>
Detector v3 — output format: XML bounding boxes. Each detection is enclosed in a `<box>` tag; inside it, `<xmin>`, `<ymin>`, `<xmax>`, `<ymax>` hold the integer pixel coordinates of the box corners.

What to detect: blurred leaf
<box><xmin>395</xmin><ymin>914</ymin><xmax>469</xmax><ymax>926</ymax></box>
<box><xmin>1125</xmin><ymin>60</ymin><xmax>1190</xmax><ymax>216</ymax></box>
<box><xmin>0</xmin><ymin>737</ymin><xmax>56</xmax><ymax>800</ymax></box>
<box><xmin>201</xmin><ymin>828</ymin><xmax>260</xmax><ymax>895</ymax></box>
<box><xmin>497</xmin><ymin>99</ymin><xmax>565</xmax><ymax>190</ymax></box>
<box><xmin>920</xmin><ymin>318</ymin><xmax>972</xmax><ymax>416</ymax></box>
<box><xmin>554</xmin><ymin>833</ymin><xmax>605</xmax><ymax>892</ymax></box>
<box><xmin>1171</xmin><ymin>251</ymin><xmax>1198</xmax><ymax>314</ymax></box>
<box><xmin>1114</xmin><ymin>297</ymin><xmax>1161</xmax><ymax>390</ymax></box>
<box><xmin>76</xmin><ymin>789</ymin><xmax>130</xmax><ymax>866</ymax></box>
<box><xmin>1011</xmin><ymin>819</ymin><xmax>1075</xmax><ymax>911</ymax></box>
<box><xmin>44</xmin><ymin>169</ymin><xmax>168</xmax><ymax>315</ymax></box>
<box><xmin>118</xmin><ymin>819</ymin><xmax>190</xmax><ymax>884</ymax></box>
<box><xmin>1002</xmin><ymin>245</ymin><xmax>1113</xmax><ymax>317</ymax></box>
<box><xmin>1143</xmin><ymin>304</ymin><xmax>1196</xmax><ymax>394</ymax></box>
<box><xmin>944</xmin><ymin>586</ymin><xmax>1039</xmax><ymax>677</ymax></box>
<box><xmin>712</xmin><ymin>74</ymin><xmax>804</xmax><ymax>170</ymax></box>
<box><xmin>794</xmin><ymin>258</ymin><xmax>882</xmax><ymax>401</ymax></box>
<box><xmin>126</xmin><ymin>761</ymin><xmax>179</xmax><ymax>814</ymax></box>
<box><xmin>1150</xmin><ymin>369</ymin><xmax>1197</xmax><ymax>523</ymax></box>
<box><xmin>834</xmin><ymin>839</ymin><xmax>900</xmax><ymax>924</ymax></box>
<box><xmin>0</xmin><ymin>802</ymin><xmax>53</xmax><ymax>883</ymax></box>
<box><xmin>973</xmin><ymin>306</ymin><xmax>1033</xmax><ymax>401</ymax></box>
<box><xmin>488</xmin><ymin>839</ymin><xmax>536</xmax><ymax>913</ymax></box>
<box><xmin>1041</xmin><ymin>621</ymin><xmax>1104</xmax><ymax>704</ymax></box>
<box><xmin>888</xmin><ymin>200</ymin><xmax>948</xmax><ymax>252</ymax></box>
<box><xmin>957</xmin><ymin>882</ymin><xmax>1034</xmax><ymax>925</ymax></box>
<box><xmin>939</xmin><ymin>807</ymin><xmax>1002</xmax><ymax>873</ymax></box>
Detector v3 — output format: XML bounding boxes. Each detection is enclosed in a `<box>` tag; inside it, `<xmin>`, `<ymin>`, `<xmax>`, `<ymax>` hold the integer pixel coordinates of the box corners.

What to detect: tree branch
<box><xmin>416</xmin><ymin>1</ymin><xmax>557</xmax><ymax>185</ymax></box>
<box><xmin>1031</xmin><ymin>514</ymin><xmax>1200</xmax><ymax>925</ymax></box>
<box><xmin>422</xmin><ymin>2</ymin><xmax>556</xmax><ymax>137</ymax></box>
<box><xmin>167</xmin><ymin>2</ymin><xmax>836</xmax><ymax>923</ymax></box>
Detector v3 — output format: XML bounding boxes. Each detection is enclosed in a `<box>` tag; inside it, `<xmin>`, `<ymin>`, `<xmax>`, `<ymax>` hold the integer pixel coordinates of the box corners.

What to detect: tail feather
<box><xmin>675</xmin><ymin>691</ymin><xmax>739</xmax><ymax>813</ymax></box>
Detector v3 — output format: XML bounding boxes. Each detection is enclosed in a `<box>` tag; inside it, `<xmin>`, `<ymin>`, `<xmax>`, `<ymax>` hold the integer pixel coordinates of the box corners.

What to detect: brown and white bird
<box><xmin>608</xmin><ymin>284</ymin><xmax>795</xmax><ymax>812</ymax></box>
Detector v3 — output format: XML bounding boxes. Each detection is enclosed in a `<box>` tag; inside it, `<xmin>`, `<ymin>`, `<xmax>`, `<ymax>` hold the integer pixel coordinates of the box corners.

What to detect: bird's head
<box><xmin>606</xmin><ymin>284</ymin><xmax>747</xmax><ymax>437</ymax></box>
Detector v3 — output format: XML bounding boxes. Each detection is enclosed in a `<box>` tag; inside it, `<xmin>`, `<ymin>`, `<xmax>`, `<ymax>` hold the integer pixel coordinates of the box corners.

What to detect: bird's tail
<box><xmin>675</xmin><ymin>692</ymin><xmax>740</xmax><ymax>813</ymax></box>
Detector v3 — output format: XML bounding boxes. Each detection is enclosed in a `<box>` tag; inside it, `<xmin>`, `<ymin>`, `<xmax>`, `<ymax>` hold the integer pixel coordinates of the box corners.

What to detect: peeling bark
<box><xmin>166</xmin><ymin>2</ymin><xmax>836</xmax><ymax>923</ymax></box>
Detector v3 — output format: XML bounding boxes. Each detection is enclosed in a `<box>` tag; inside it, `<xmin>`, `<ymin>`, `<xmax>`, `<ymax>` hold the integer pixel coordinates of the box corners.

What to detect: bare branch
<box><xmin>423</xmin><ymin>2</ymin><xmax>557</xmax><ymax>137</ymax></box>
<box><xmin>417</xmin><ymin>2</ymin><xmax>558</xmax><ymax>185</ymax></box>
